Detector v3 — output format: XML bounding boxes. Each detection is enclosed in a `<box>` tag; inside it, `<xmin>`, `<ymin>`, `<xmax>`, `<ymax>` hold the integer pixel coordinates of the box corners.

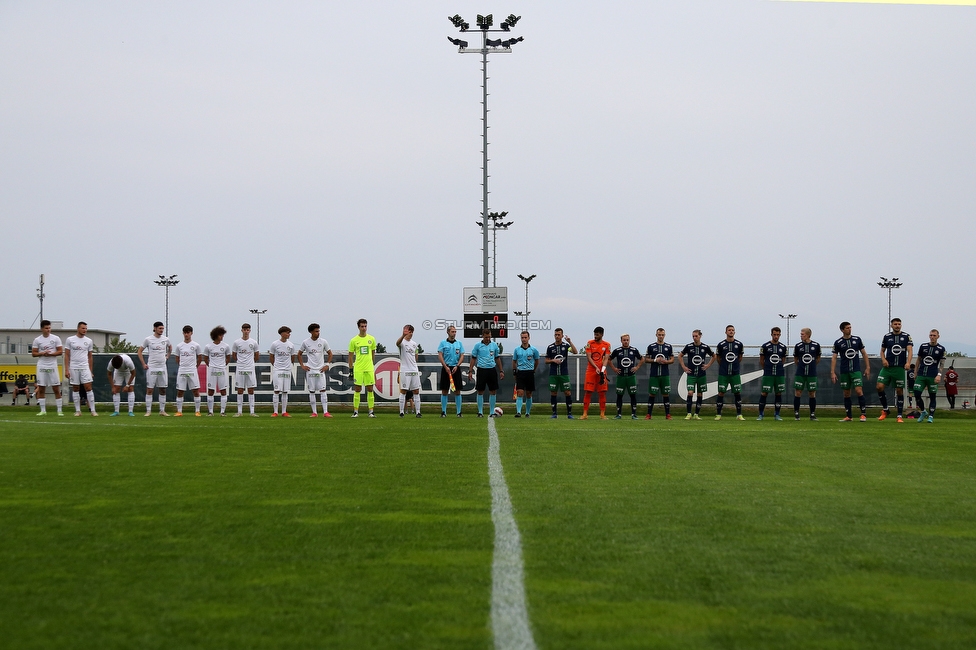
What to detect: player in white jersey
<box><xmin>174</xmin><ymin>325</ymin><xmax>204</xmax><ymax>416</ymax></box>
<box><xmin>396</xmin><ymin>324</ymin><xmax>422</xmax><ymax>417</ymax></box>
<box><xmin>298</xmin><ymin>323</ymin><xmax>333</xmax><ymax>418</ymax></box>
<box><xmin>231</xmin><ymin>323</ymin><xmax>260</xmax><ymax>417</ymax></box>
<box><xmin>138</xmin><ymin>321</ymin><xmax>172</xmax><ymax>416</ymax></box>
<box><xmin>107</xmin><ymin>354</ymin><xmax>136</xmax><ymax>416</ymax></box>
<box><xmin>32</xmin><ymin>320</ymin><xmax>64</xmax><ymax>415</ymax></box>
<box><xmin>64</xmin><ymin>321</ymin><xmax>98</xmax><ymax>416</ymax></box>
<box><xmin>269</xmin><ymin>326</ymin><xmax>296</xmax><ymax>417</ymax></box>
<box><xmin>204</xmin><ymin>325</ymin><xmax>232</xmax><ymax>416</ymax></box>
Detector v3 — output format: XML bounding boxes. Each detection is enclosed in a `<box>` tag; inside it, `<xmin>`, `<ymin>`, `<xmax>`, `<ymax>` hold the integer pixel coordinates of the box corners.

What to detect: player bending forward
<box><xmin>299</xmin><ymin>323</ymin><xmax>333</xmax><ymax>418</ymax></box>
<box><xmin>108</xmin><ymin>353</ymin><xmax>136</xmax><ymax>416</ymax></box>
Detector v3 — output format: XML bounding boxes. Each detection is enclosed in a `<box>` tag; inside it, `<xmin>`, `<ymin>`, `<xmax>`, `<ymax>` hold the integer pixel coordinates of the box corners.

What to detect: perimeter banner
<box><xmin>71</xmin><ymin>354</ymin><xmax>905</xmax><ymax>407</ymax></box>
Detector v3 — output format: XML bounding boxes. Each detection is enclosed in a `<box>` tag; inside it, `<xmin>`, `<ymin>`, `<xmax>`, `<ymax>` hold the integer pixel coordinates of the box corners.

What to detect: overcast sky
<box><xmin>2</xmin><ymin>1</ymin><xmax>974</xmax><ymax>354</ymax></box>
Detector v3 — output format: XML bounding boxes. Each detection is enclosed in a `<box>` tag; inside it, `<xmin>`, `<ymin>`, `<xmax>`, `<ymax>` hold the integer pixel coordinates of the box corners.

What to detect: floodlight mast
<box><xmin>778</xmin><ymin>313</ymin><xmax>797</xmax><ymax>346</ymax></box>
<box><xmin>877</xmin><ymin>277</ymin><xmax>903</xmax><ymax>332</ymax></box>
<box><xmin>153</xmin><ymin>274</ymin><xmax>180</xmax><ymax>336</ymax></box>
<box><xmin>447</xmin><ymin>13</ymin><xmax>523</xmax><ymax>288</ymax></box>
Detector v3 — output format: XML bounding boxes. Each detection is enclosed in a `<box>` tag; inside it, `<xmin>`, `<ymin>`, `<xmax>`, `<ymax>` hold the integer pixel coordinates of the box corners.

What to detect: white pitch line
<box><xmin>487</xmin><ymin>416</ymin><xmax>537</xmax><ymax>650</ymax></box>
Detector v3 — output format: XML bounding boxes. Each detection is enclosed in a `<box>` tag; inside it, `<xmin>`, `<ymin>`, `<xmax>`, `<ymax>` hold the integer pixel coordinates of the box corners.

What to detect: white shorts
<box><xmin>400</xmin><ymin>371</ymin><xmax>422</xmax><ymax>391</ymax></box>
<box><xmin>306</xmin><ymin>370</ymin><xmax>326</xmax><ymax>392</ymax></box>
<box><xmin>272</xmin><ymin>370</ymin><xmax>292</xmax><ymax>393</ymax></box>
<box><xmin>176</xmin><ymin>370</ymin><xmax>200</xmax><ymax>392</ymax></box>
<box><xmin>36</xmin><ymin>366</ymin><xmax>61</xmax><ymax>387</ymax></box>
<box><xmin>208</xmin><ymin>367</ymin><xmax>229</xmax><ymax>392</ymax></box>
<box><xmin>68</xmin><ymin>367</ymin><xmax>93</xmax><ymax>386</ymax></box>
<box><xmin>146</xmin><ymin>368</ymin><xmax>168</xmax><ymax>389</ymax></box>
<box><xmin>236</xmin><ymin>369</ymin><xmax>258</xmax><ymax>389</ymax></box>
<box><xmin>112</xmin><ymin>371</ymin><xmax>134</xmax><ymax>387</ymax></box>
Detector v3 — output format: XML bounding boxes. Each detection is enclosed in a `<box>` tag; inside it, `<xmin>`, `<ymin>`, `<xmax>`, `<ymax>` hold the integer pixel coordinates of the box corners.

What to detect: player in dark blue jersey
<box><xmin>546</xmin><ymin>328</ymin><xmax>577</xmax><ymax>418</ymax></box>
<box><xmin>876</xmin><ymin>317</ymin><xmax>913</xmax><ymax>422</ymax></box>
<box><xmin>757</xmin><ymin>327</ymin><xmax>788</xmax><ymax>420</ymax></box>
<box><xmin>792</xmin><ymin>327</ymin><xmax>821</xmax><ymax>420</ymax></box>
<box><xmin>830</xmin><ymin>321</ymin><xmax>871</xmax><ymax>421</ymax></box>
<box><xmin>715</xmin><ymin>325</ymin><xmax>745</xmax><ymax>420</ymax></box>
<box><xmin>913</xmin><ymin>329</ymin><xmax>947</xmax><ymax>423</ymax></box>
<box><xmin>644</xmin><ymin>328</ymin><xmax>674</xmax><ymax>420</ymax></box>
<box><xmin>679</xmin><ymin>329</ymin><xmax>714</xmax><ymax>419</ymax></box>
<box><xmin>609</xmin><ymin>334</ymin><xmax>643</xmax><ymax>419</ymax></box>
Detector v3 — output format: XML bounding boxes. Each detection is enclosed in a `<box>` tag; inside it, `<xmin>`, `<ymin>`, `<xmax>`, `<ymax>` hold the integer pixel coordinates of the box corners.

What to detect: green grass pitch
<box><xmin>2</xmin><ymin>404</ymin><xmax>976</xmax><ymax>649</ymax></box>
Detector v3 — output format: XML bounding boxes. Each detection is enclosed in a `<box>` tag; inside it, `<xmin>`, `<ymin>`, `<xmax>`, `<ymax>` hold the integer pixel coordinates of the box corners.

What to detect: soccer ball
<box><xmin>493</xmin><ymin>406</ymin><xmax>504</xmax><ymax>417</ymax></box>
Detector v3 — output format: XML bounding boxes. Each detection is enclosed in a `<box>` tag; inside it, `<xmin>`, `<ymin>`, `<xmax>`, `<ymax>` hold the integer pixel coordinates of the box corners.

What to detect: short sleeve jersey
<box><xmin>32</xmin><ymin>334</ymin><xmax>63</xmax><ymax>371</ymax></box>
<box><xmin>716</xmin><ymin>339</ymin><xmax>744</xmax><ymax>376</ymax></box>
<box><xmin>269</xmin><ymin>340</ymin><xmax>296</xmax><ymax>372</ymax></box>
<box><xmin>793</xmin><ymin>341</ymin><xmax>821</xmax><ymax>377</ymax></box>
<box><xmin>946</xmin><ymin>368</ymin><xmax>959</xmax><ymax>389</ymax></box>
<box><xmin>204</xmin><ymin>341</ymin><xmax>231</xmax><ymax>370</ymax></box>
<box><xmin>881</xmin><ymin>332</ymin><xmax>913</xmax><ymax>367</ymax></box>
<box><xmin>546</xmin><ymin>342</ymin><xmax>571</xmax><ymax>376</ymax></box>
<box><xmin>299</xmin><ymin>337</ymin><xmax>331</xmax><ymax>371</ymax></box>
<box><xmin>609</xmin><ymin>346</ymin><xmax>641</xmax><ymax>376</ymax></box>
<box><xmin>65</xmin><ymin>335</ymin><xmax>94</xmax><ymax>369</ymax></box>
<box><xmin>437</xmin><ymin>338</ymin><xmax>465</xmax><ymax>367</ymax></box>
<box><xmin>584</xmin><ymin>339</ymin><xmax>612</xmax><ymax>372</ymax></box>
<box><xmin>681</xmin><ymin>343</ymin><xmax>713</xmax><ymax>378</ymax></box>
<box><xmin>645</xmin><ymin>342</ymin><xmax>673</xmax><ymax>377</ymax></box>
<box><xmin>512</xmin><ymin>345</ymin><xmax>540</xmax><ymax>371</ymax></box>
<box><xmin>108</xmin><ymin>354</ymin><xmax>136</xmax><ymax>376</ymax></box>
<box><xmin>399</xmin><ymin>339</ymin><xmax>420</xmax><ymax>374</ymax></box>
<box><xmin>233</xmin><ymin>338</ymin><xmax>260</xmax><ymax>372</ymax></box>
<box><xmin>760</xmin><ymin>341</ymin><xmax>789</xmax><ymax>376</ymax></box>
<box><xmin>915</xmin><ymin>343</ymin><xmax>946</xmax><ymax>378</ymax></box>
<box><xmin>472</xmin><ymin>341</ymin><xmax>501</xmax><ymax>369</ymax></box>
<box><xmin>142</xmin><ymin>335</ymin><xmax>171</xmax><ymax>369</ymax></box>
<box><xmin>833</xmin><ymin>336</ymin><xmax>865</xmax><ymax>374</ymax></box>
<box><xmin>349</xmin><ymin>335</ymin><xmax>377</xmax><ymax>373</ymax></box>
<box><xmin>176</xmin><ymin>341</ymin><xmax>202</xmax><ymax>372</ymax></box>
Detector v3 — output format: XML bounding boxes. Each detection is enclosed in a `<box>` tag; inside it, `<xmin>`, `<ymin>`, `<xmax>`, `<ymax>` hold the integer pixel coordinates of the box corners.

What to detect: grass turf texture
<box><xmin>2</xmin><ymin>406</ymin><xmax>976</xmax><ymax>648</ymax></box>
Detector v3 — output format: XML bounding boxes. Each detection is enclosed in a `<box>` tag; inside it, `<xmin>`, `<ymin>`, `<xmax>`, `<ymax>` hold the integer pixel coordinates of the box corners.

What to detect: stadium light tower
<box><xmin>476</xmin><ymin>211</ymin><xmax>515</xmax><ymax>287</ymax></box>
<box><xmin>779</xmin><ymin>313</ymin><xmax>797</xmax><ymax>346</ymax></box>
<box><xmin>154</xmin><ymin>274</ymin><xmax>179</xmax><ymax>336</ymax></box>
<box><xmin>249</xmin><ymin>309</ymin><xmax>268</xmax><ymax>346</ymax></box>
<box><xmin>513</xmin><ymin>273</ymin><xmax>536</xmax><ymax>328</ymax></box>
<box><xmin>447</xmin><ymin>13</ymin><xmax>524</xmax><ymax>288</ymax></box>
<box><xmin>37</xmin><ymin>274</ymin><xmax>45</xmax><ymax>323</ymax></box>
<box><xmin>877</xmin><ymin>277</ymin><xmax>902</xmax><ymax>331</ymax></box>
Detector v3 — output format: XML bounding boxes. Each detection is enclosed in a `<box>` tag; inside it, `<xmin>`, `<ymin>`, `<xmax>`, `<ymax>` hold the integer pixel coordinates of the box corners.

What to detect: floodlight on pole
<box><xmin>778</xmin><ymin>313</ymin><xmax>797</xmax><ymax>347</ymax></box>
<box><xmin>513</xmin><ymin>273</ymin><xmax>536</xmax><ymax>328</ymax></box>
<box><xmin>877</xmin><ymin>277</ymin><xmax>903</xmax><ymax>331</ymax></box>
<box><xmin>249</xmin><ymin>309</ymin><xmax>268</xmax><ymax>347</ymax></box>
<box><xmin>446</xmin><ymin>13</ymin><xmax>524</xmax><ymax>288</ymax></box>
<box><xmin>153</xmin><ymin>274</ymin><xmax>180</xmax><ymax>336</ymax></box>
<box><xmin>37</xmin><ymin>274</ymin><xmax>45</xmax><ymax>324</ymax></box>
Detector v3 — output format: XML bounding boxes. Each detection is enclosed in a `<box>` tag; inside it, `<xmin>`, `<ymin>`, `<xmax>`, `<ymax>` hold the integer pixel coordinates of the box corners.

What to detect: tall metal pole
<box><xmin>154</xmin><ymin>275</ymin><xmax>179</xmax><ymax>336</ymax></box>
<box><xmin>877</xmin><ymin>277</ymin><xmax>902</xmax><ymax>332</ymax></box>
<box><xmin>514</xmin><ymin>273</ymin><xmax>535</xmax><ymax>328</ymax></box>
<box><xmin>37</xmin><ymin>274</ymin><xmax>45</xmax><ymax>323</ymax></box>
<box><xmin>779</xmin><ymin>313</ymin><xmax>797</xmax><ymax>347</ymax></box>
<box><xmin>249</xmin><ymin>309</ymin><xmax>267</xmax><ymax>347</ymax></box>
<box><xmin>481</xmin><ymin>31</ymin><xmax>490</xmax><ymax>288</ymax></box>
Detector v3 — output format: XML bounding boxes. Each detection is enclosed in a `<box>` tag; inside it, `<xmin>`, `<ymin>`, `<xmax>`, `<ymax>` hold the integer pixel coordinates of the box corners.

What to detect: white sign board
<box><xmin>463</xmin><ymin>287</ymin><xmax>508</xmax><ymax>313</ymax></box>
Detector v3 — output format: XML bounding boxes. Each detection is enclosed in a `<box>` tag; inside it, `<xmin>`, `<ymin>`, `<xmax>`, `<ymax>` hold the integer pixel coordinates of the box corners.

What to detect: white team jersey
<box><xmin>205</xmin><ymin>341</ymin><xmax>231</xmax><ymax>369</ymax></box>
<box><xmin>399</xmin><ymin>339</ymin><xmax>420</xmax><ymax>374</ymax></box>
<box><xmin>232</xmin><ymin>338</ymin><xmax>259</xmax><ymax>371</ymax></box>
<box><xmin>65</xmin><ymin>335</ymin><xmax>94</xmax><ymax>369</ymax></box>
<box><xmin>33</xmin><ymin>334</ymin><xmax>63</xmax><ymax>370</ymax></box>
<box><xmin>108</xmin><ymin>354</ymin><xmax>136</xmax><ymax>376</ymax></box>
<box><xmin>299</xmin><ymin>337</ymin><xmax>331</xmax><ymax>371</ymax></box>
<box><xmin>175</xmin><ymin>341</ymin><xmax>203</xmax><ymax>372</ymax></box>
<box><xmin>141</xmin><ymin>334</ymin><xmax>171</xmax><ymax>368</ymax></box>
<box><xmin>269</xmin><ymin>340</ymin><xmax>296</xmax><ymax>372</ymax></box>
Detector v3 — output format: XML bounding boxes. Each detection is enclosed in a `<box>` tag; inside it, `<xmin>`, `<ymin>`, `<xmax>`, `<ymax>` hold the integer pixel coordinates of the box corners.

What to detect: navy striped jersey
<box><xmin>609</xmin><ymin>346</ymin><xmax>641</xmax><ymax>376</ymax></box>
<box><xmin>681</xmin><ymin>343</ymin><xmax>713</xmax><ymax>377</ymax></box>
<box><xmin>881</xmin><ymin>332</ymin><xmax>913</xmax><ymax>367</ymax></box>
<box><xmin>832</xmin><ymin>336</ymin><xmax>865</xmax><ymax>374</ymax></box>
<box><xmin>915</xmin><ymin>343</ymin><xmax>946</xmax><ymax>378</ymax></box>
<box><xmin>793</xmin><ymin>341</ymin><xmax>821</xmax><ymax>377</ymax></box>
<box><xmin>716</xmin><ymin>339</ymin><xmax>744</xmax><ymax>376</ymax></box>
<box><xmin>546</xmin><ymin>342</ymin><xmax>571</xmax><ymax>376</ymax></box>
<box><xmin>760</xmin><ymin>341</ymin><xmax>788</xmax><ymax>376</ymax></box>
<box><xmin>645</xmin><ymin>342</ymin><xmax>673</xmax><ymax>377</ymax></box>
